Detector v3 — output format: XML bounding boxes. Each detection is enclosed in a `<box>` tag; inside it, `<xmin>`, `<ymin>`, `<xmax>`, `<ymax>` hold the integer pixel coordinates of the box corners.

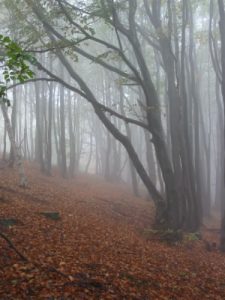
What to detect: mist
<box><xmin>0</xmin><ymin>0</ymin><xmax>225</xmax><ymax>299</ymax></box>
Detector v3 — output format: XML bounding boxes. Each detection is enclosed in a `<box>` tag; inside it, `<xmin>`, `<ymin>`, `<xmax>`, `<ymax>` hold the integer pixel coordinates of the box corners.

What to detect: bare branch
<box><xmin>6</xmin><ymin>78</ymin><xmax>57</xmax><ymax>90</ymax></box>
<box><xmin>0</xmin><ymin>231</ymin><xmax>28</xmax><ymax>261</ymax></box>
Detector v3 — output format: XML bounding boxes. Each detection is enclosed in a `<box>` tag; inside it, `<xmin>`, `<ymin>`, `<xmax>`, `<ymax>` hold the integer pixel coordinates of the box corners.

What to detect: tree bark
<box><xmin>1</xmin><ymin>102</ymin><xmax>28</xmax><ymax>187</ymax></box>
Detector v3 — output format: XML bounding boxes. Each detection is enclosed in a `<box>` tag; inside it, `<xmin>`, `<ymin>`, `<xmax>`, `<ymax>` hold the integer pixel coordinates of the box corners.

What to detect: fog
<box><xmin>1</xmin><ymin>0</ymin><xmax>225</xmax><ymax>289</ymax></box>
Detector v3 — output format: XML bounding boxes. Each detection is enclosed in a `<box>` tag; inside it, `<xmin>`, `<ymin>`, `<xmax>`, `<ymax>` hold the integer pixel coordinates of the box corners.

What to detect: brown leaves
<box><xmin>0</xmin><ymin>164</ymin><xmax>225</xmax><ymax>299</ymax></box>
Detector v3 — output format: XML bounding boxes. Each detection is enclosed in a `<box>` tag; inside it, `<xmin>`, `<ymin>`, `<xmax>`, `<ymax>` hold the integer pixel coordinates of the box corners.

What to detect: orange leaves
<box><xmin>0</xmin><ymin>163</ymin><xmax>225</xmax><ymax>299</ymax></box>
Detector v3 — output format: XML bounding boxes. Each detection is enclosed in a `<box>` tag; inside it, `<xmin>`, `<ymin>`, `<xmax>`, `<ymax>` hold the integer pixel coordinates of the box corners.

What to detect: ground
<box><xmin>0</xmin><ymin>164</ymin><xmax>225</xmax><ymax>300</ymax></box>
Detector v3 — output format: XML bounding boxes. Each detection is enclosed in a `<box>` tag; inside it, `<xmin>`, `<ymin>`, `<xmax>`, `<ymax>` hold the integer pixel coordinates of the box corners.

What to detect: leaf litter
<box><xmin>0</xmin><ymin>164</ymin><xmax>225</xmax><ymax>299</ymax></box>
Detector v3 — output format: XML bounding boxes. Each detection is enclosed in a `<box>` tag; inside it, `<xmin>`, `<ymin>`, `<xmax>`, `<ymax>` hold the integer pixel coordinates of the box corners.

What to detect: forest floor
<box><xmin>0</xmin><ymin>163</ymin><xmax>225</xmax><ymax>300</ymax></box>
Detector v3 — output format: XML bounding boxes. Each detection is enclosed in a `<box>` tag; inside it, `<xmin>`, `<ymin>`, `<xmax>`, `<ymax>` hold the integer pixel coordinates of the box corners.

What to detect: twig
<box><xmin>0</xmin><ymin>231</ymin><xmax>28</xmax><ymax>261</ymax></box>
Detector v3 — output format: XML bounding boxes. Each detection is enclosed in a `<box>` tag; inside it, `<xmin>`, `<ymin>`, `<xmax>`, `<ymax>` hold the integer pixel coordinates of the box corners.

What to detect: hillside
<box><xmin>0</xmin><ymin>164</ymin><xmax>225</xmax><ymax>299</ymax></box>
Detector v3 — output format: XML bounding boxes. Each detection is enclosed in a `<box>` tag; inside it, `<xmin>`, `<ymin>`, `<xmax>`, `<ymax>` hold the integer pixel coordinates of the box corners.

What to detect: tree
<box><xmin>2</xmin><ymin>0</ymin><xmax>222</xmax><ymax>239</ymax></box>
<box><xmin>0</xmin><ymin>35</ymin><xmax>34</xmax><ymax>186</ymax></box>
<box><xmin>22</xmin><ymin>0</ymin><xmax>206</xmax><ymax>230</ymax></box>
<box><xmin>216</xmin><ymin>0</ymin><xmax>225</xmax><ymax>251</ymax></box>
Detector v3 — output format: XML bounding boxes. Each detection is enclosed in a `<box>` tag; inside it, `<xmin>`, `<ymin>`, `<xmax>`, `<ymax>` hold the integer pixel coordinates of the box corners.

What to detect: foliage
<box><xmin>184</xmin><ymin>232</ymin><xmax>202</xmax><ymax>242</ymax></box>
<box><xmin>0</xmin><ymin>35</ymin><xmax>35</xmax><ymax>102</ymax></box>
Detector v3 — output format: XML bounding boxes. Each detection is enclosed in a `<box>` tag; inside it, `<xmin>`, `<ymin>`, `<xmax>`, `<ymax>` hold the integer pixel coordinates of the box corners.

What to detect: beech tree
<box><xmin>21</xmin><ymin>0</ymin><xmax>204</xmax><ymax>230</ymax></box>
<box><xmin>0</xmin><ymin>35</ymin><xmax>34</xmax><ymax>186</ymax></box>
<box><xmin>1</xmin><ymin>0</ymin><xmax>225</xmax><ymax>250</ymax></box>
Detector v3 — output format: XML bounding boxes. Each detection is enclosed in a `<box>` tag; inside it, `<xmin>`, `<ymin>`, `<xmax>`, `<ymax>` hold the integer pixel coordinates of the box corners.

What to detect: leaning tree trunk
<box><xmin>1</xmin><ymin>102</ymin><xmax>28</xmax><ymax>187</ymax></box>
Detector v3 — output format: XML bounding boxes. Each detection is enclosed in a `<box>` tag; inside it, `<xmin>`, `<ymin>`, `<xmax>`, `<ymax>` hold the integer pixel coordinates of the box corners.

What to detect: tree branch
<box><xmin>34</xmin><ymin>61</ymin><xmax>149</xmax><ymax>131</ymax></box>
<box><xmin>26</xmin><ymin>37</ymin><xmax>89</xmax><ymax>53</ymax></box>
<box><xmin>24</xmin><ymin>0</ymin><xmax>137</xmax><ymax>83</ymax></box>
<box><xmin>0</xmin><ymin>231</ymin><xmax>28</xmax><ymax>261</ymax></box>
<box><xmin>56</xmin><ymin>0</ymin><xmax>143</xmax><ymax>84</ymax></box>
<box><xmin>6</xmin><ymin>78</ymin><xmax>57</xmax><ymax>90</ymax></box>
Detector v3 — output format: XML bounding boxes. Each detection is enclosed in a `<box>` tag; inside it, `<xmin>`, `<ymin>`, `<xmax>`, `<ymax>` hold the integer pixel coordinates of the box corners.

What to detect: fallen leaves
<box><xmin>0</xmin><ymin>164</ymin><xmax>225</xmax><ymax>299</ymax></box>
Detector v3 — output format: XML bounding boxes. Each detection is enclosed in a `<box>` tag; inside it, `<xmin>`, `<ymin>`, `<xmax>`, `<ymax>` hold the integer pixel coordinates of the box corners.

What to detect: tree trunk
<box><xmin>1</xmin><ymin>102</ymin><xmax>27</xmax><ymax>187</ymax></box>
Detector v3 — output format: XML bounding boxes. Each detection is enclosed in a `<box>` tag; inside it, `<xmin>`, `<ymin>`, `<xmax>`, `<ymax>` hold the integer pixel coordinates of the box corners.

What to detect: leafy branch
<box><xmin>0</xmin><ymin>35</ymin><xmax>35</xmax><ymax>102</ymax></box>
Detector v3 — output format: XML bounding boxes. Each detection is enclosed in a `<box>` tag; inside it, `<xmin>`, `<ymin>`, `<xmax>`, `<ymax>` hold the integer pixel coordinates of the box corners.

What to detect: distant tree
<box><xmin>0</xmin><ymin>35</ymin><xmax>34</xmax><ymax>186</ymax></box>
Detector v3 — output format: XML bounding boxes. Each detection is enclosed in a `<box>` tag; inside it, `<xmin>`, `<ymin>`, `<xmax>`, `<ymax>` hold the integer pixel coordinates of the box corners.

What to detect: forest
<box><xmin>0</xmin><ymin>0</ymin><xmax>225</xmax><ymax>299</ymax></box>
